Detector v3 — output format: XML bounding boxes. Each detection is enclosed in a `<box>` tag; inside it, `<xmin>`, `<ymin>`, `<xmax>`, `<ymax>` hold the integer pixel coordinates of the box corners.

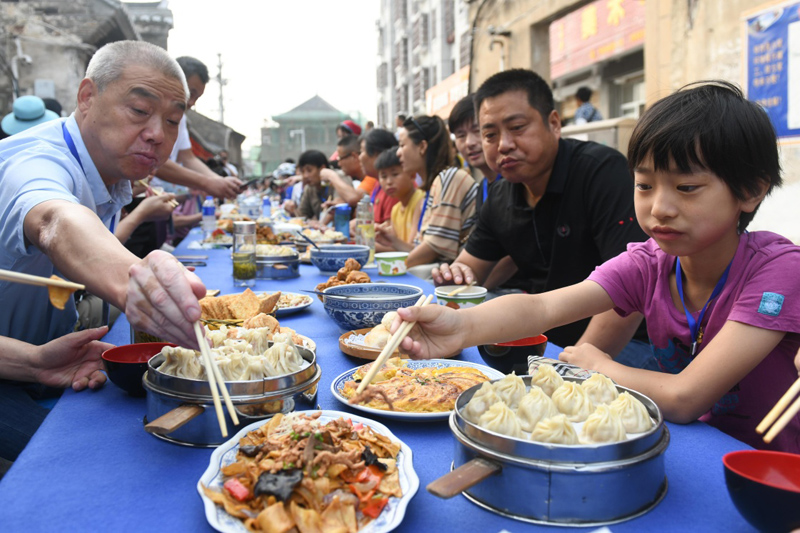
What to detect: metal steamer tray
<box><xmin>255</xmin><ymin>252</ymin><xmax>300</xmax><ymax>280</ymax></box>
<box><xmin>430</xmin><ymin>376</ymin><xmax>669</xmax><ymax>527</ymax></box>
<box><xmin>142</xmin><ymin>343</ymin><xmax>320</xmax><ymax>447</ymax></box>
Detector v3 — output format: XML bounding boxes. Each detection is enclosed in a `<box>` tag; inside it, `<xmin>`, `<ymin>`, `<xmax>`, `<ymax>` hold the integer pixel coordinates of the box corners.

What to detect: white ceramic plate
<box><xmin>197</xmin><ymin>410</ymin><xmax>418</xmax><ymax>533</ymax></box>
<box><xmin>331</xmin><ymin>359</ymin><xmax>504</xmax><ymax>421</ymax></box>
<box><xmin>265</xmin><ymin>291</ymin><xmax>313</xmax><ymax>317</ymax></box>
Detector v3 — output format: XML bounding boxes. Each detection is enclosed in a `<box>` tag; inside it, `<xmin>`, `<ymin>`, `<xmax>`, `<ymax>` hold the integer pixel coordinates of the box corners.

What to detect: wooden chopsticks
<box><xmin>355</xmin><ymin>294</ymin><xmax>434</xmax><ymax>395</ymax></box>
<box><xmin>193</xmin><ymin>322</ymin><xmax>240</xmax><ymax>438</ymax></box>
<box><xmin>446</xmin><ymin>281</ymin><xmax>476</xmax><ymax>297</ymax></box>
<box><xmin>0</xmin><ymin>269</ymin><xmax>84</xmax><ymax>290</ymax></box>
<box><xmin>756</xmin><ymin>363</ymin><xmax>800</xmax><ymax>444</ymax></box>
<box><xmin>136</xmin><ymin>179</ymin><xmax>179</xmax><ymax>208</ymax></box>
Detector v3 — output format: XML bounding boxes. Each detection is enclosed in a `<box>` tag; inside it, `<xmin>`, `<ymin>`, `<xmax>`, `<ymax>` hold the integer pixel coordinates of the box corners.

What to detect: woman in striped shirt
<box><xmin>397</xmin><ymin>115</ymin><xmax>478</xmax><ymax>269</ymax></box>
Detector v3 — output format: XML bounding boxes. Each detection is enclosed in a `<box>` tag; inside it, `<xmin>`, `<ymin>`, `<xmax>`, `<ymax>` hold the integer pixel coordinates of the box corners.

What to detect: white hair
<box><xmin>85</xmin><ymin>40</ymin><xmax>189</xmax><ymax>99</ymax></box>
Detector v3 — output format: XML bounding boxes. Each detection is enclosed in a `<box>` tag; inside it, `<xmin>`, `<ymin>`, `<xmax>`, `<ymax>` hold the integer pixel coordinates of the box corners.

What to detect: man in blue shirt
<box><xmin>0</xmin><ymin>40</ymin><xmax>206</xmax><ymax>349</ymax></box>
<box><xmin>573</xmin><ymin>86</ymin><xmax>603</xmax><ymax>124</ymax></box>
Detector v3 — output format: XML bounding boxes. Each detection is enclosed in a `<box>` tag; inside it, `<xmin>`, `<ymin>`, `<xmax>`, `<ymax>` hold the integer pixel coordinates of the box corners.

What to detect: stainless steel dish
<box><xmin>429</xmin><ymin>376</ymin><xmax>669</xmax><ymax>526</ymax></box>
<box><xmin>143</xmin><ymin>343</ymin><xmax>320</xmax><ymax>447</ymax></box>
<box><xmin>255</xmin><ymin>255</ymin><xmax>300</xmax><ymax>279</ymax></box>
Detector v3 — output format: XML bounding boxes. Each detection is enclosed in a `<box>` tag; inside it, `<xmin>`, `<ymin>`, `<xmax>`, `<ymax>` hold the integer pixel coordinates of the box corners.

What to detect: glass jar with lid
<box><xmin>232</xmin><ymin>221</ymin><xmax>256</xmax><ymax>287</ymax></box>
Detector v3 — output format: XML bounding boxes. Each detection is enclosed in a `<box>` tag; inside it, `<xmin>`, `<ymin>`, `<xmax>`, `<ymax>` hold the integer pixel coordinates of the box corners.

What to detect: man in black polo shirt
<box><xmin>434</xmin><ymin>69</ymin><xmax>655</xmax><ymax>369</ymax></box>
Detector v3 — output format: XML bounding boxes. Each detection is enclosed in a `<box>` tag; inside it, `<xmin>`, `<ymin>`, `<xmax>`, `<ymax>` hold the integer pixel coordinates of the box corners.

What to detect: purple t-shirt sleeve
<box><xmin>587</xmin><ymin>240</ymin><xmax>660</xmax><ymax>318</ymax></box>
<box><xmin>727</xmin><ymin>243</ymin><xmax>800</xmax><ymax>333</ymax></box>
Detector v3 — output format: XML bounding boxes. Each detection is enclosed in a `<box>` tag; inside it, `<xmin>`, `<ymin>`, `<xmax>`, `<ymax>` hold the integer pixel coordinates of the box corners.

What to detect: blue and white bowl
<box><xmin>322</xmin><ymin>283</ymin><xmax>424</xmax><ymax>330</ymax></box>
<box><xmin>309</xmin><ymin>244</ymin><xmax>371</xmax><ymax>274</ymax></box>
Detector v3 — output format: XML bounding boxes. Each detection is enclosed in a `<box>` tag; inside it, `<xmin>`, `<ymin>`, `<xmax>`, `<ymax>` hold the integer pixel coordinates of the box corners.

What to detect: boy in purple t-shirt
<box><xmin>392</xmin><ymin>81</ymin><xmax>800</xmax><ymax>452</ymax></box>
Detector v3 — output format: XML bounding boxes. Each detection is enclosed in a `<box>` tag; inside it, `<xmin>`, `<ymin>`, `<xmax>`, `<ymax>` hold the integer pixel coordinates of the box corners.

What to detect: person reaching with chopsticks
<box><xmin>0</xmin><ymin>40</ymin><xmax>206</xmax><ymax>350</ymax></box>
<box><xmin>395</xmin><ymin>81</ymin><xmax>800</xmax><ymax>453</ymax></box>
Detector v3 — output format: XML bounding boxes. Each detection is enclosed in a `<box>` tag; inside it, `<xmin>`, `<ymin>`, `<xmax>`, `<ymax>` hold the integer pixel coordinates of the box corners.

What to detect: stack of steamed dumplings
<box><xmin>157</xmin><ymin>328</ymin><xmax>306</xmax><ymax>382</ymax></box>
<box><xmin>463</xmin><ymin>365</ymin><xmax>652</xmax><ymax>444</ymax></box>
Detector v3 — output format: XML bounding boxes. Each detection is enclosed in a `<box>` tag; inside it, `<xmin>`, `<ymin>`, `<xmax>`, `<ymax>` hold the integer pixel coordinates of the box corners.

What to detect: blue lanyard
<box><xmin>482</xmin><ymin>178</ymin><xmax>488</xmax><ymax>203</ymax></box>
<box><xmin>371</xmin><ymin>184</ymin><xmax>380</xmax><ymax>202</ymax></box>
<box><xmin>675</xmin><ymin>257</ymin><xmax>733</xmax><ymax>356</ymax></box>
<box><xmin>61</xmin><ymin>122</ymin><xmax>84</xmax><ymax>173</ymax></box>
<box><xmin>62</xmin><ymin>121</ymin><xmax>117</xmax><ymax>234</ymax></box>
<box><xmin>417</xmin><ymin>190</ymin><xmax>430</xmax><ymax>233</ymax></box>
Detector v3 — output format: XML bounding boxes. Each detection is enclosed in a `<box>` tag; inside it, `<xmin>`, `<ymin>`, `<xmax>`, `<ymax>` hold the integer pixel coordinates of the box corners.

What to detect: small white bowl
<box><xmin>375</xmin><ymin>252</ymin><xmax>409</xmax><ymax>276</ymax></box>
<box><xmin>434</xmin><ymin>285</ymin><xmax>488</xmax><ymax>309</ymax></box>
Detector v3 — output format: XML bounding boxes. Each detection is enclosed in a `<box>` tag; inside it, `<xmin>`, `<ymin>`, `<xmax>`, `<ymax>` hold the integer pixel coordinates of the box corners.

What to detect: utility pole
<box><xmin>216</xmin><ymin>53</ymin><xmax>227</xmax><ymax>123</ymax></box>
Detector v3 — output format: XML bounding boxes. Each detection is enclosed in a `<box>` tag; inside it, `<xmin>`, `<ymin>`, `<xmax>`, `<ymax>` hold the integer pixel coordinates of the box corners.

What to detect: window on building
<box><xmin>394</xmin><ymin>0</ymin><xmax>407</xmax><ymax>23</ymax></box>
<box><xmin>459</xmin><ymin>30</ymin><xmax>471</xmax><ymax>68</ymax></box>
<box><xmin>377</xmin><ymin>63</ymin><xmax>388</xmax><ymax>89</ymax></box>
<box><xmin>431</xmin><ymin>8</ymin><xmax>437</xmax><ymax>40</ymax></box>
<box><xmin>612</xmin><ymin>73</ymin><xmax>645</xmax><ymax>119</ymax></box>
<box><xmin>444</xmin><ymin>0</ymin><xmax>455</xmax><ymax>42</ymax></box>
<box><xmin>378</xmin><ymin>26</ymin><xmax>384</xmax><ymax>56</ymax></box>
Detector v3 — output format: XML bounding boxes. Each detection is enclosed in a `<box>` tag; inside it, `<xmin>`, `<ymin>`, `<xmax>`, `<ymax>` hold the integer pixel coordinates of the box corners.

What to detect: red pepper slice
<box><xmin>362</xmin><ymin>496</ymin><xmax>389</xmax><ymax>518</ymax></box>
<box><xmin>223</xmin><ymin>478</ymin><xmax>251</xmax><ymax>502</ymax></box>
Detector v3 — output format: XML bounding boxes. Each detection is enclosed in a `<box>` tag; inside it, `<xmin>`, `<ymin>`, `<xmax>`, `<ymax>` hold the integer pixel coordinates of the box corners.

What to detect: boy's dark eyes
<box><xmin>635</xmin><ymin>183</ymin><xmax>651</xmax><ymax>191</ymax></box>
<box><xmin>677</xmin><ymin>185</ymin><xmax>698</xmax><ymax>192</ymax></box>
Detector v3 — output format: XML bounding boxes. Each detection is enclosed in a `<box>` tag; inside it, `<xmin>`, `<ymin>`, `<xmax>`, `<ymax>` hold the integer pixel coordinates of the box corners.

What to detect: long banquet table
<box><xmin>0</xmin><ymin>229</ymin><xmax>756</xmax><ymax>532</ymax></box>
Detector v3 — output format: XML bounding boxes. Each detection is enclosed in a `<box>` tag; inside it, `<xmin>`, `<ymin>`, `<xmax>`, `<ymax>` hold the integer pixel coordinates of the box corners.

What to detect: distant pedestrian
<box><xmin>573</xmin><ymin>86</ymin><xmax>603</xmax><ymax>124</ymax></box>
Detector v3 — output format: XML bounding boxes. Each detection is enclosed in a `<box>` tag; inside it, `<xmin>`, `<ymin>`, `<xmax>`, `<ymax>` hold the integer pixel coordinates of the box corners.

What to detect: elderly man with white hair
<box><xmin>0</xmin><ymin>40</ymin><xmax>206</xmax><ymax>349</ymax></box>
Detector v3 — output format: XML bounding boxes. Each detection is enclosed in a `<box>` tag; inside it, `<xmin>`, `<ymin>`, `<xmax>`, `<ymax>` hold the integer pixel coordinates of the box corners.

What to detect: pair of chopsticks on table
<box><xmin>757</xmin><ymin>355</ymin><xmax>800</xmax><ymax>444</ymax></box>
<box><xmin>136</xmin><ymin>180</ymin><xmax>179</xmax><ymax>208</ymax></box>
<box><xmin>192</xmin><ymin>322</ymin><xmax>239</xmax><ymax>437</ymax></box>
<box><xmin>355</xmin><ymin>294</ymin><xmax>434</xmax><ymax>395</ymax></box>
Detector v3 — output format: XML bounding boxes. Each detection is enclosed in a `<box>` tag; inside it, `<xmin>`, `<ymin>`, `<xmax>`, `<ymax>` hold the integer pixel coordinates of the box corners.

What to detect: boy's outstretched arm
<box><xmin>562</xmin><ymin>321</ymin><xmax>785</xmax><ymax>423</ymax></box>
<box><xmin>396</xmin><ymin>281</ymin><xmax>613</xmax><ymax>359</ymax></box>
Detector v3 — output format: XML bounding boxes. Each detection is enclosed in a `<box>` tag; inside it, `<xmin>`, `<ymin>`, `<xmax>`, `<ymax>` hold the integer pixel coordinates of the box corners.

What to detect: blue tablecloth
<box><xmin>0</xmin><ymin>230</ymin><xmax>756</xmax><ymax>532</ymax></box>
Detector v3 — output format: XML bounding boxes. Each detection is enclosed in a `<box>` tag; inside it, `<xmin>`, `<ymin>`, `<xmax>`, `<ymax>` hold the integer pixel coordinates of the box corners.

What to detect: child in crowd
<box><xmin>374</xmin><ymin>149</ymin><xmax>425</xmax><ymax>252</ymax></box>
<box><xmin>395</xmin><ymin>81</ymin><xmax>800</xmax><ymax>452</ymax></box>
<box><xmin>296</xmin><ymin>150</ymin><xmax>330</xmax><ymax>220</ymax></box>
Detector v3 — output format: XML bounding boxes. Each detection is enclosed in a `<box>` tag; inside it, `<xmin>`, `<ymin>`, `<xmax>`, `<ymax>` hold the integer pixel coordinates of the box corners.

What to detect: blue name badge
<box><xmin>758</xmin><ymin>292</ymin><xmax>784</xmax><ymax>317</ymax></box>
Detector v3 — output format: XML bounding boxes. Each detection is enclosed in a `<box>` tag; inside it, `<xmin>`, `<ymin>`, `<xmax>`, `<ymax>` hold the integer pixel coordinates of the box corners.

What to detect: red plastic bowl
<box><xmin>723</xmin><ymin>450</ymin><xmax>800</xmax><ymax>531</ymax></box>
<box><xmin>477</xmin><ymin>335</ymin><xmax>548</xmax><ymax>375</ymax></box>
<box><xmin>102</xmin><ymin>342</ymin><xmax>176</xmax><ymax>397</ymax></box>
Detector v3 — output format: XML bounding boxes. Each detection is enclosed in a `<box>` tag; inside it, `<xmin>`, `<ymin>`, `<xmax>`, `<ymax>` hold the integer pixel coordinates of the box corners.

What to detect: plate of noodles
<box><xmin>198</xmin><ymin>410</ymin><xmax>418</xmax><ymax>533</ymax></box>
<box><xmin>331</xmin><ymin>359</ymin><xmax>503</xmax><ymax>421</ymax></box>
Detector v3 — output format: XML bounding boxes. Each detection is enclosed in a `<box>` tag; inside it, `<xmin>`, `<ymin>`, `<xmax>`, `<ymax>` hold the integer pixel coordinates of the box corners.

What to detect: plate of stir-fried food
<box><xmin>198</xmin><ymin>410</ymin><xmax>418</xmax><ymax>533</ymax></box>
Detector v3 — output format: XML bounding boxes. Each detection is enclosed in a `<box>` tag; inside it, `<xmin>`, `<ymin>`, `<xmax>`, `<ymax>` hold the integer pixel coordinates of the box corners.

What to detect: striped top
<box><xmin>415</xmin><ymin>166</ymin><xmax>478</xmax><ymax>261</ymax></box>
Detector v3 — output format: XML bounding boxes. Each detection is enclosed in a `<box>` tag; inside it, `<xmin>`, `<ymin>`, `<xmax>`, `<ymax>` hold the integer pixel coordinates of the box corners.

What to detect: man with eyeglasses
<box><xmin>320</xmin><ymin>135</ymin><xmax>369</xmax><ymax>212</ymax></box>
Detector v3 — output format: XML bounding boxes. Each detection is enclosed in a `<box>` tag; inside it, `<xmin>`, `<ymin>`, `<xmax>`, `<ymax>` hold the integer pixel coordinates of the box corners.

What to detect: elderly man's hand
<box><xmin>207</xmin><ymin>176</ymin><xmax>243</xmax><ymax>200</ymax></box>
<box><xmin>432</xmin><ymin>261</ymin><xmax>475</xmax><ymax>286</ymax></box>
<box><xmin>126</xmin><ymin>251</ymin><xmax>206</xmax><ymax>349</ymax></box>
<box><xmin>33</xmin><ymin>327</ymin><xmax>113</xmax><ymax>391</ymax></box>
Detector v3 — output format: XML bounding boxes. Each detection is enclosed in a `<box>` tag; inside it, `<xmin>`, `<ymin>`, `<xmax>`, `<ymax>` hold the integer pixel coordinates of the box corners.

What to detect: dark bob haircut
<box><xmin>474</xmin><ymin>68</ymin><xmax>554</xmax><ymax>123</ymax></box>
<box><xmin>297</xmin><ymin>149</ymin><xmax>328</xmax><ymax>169</ymax></box>
<box><xmin>363</xmin><ymin>128</ymin><xmax>398</xmax><ymax>157</ymax></box>
<box><xmin>627</xmin><ymin>80</ymin><xmax>781</xmax><ymax>232</ymax></box>
<box><xmin>448</xmin><ymin>94</ymin><xmax>476</xmax><ymax>132</ymax></box>
<box><xmin>576</xmin><ymin>86</ymin><xmax>592</xmax><ymax>103</ymax></box>
<box><xmin>176</xmin><ymin>56</ymin><xmax>209</xmax><ymax>84</ymax></box>
<box><xmin>374</xmin><ymin>148</ymin><xmax>402</xmax><ymax>171</ymax></box>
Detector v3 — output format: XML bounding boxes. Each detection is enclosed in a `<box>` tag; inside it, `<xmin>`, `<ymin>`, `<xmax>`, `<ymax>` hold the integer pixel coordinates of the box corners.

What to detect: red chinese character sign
<box><xmin>745</xmin><ymin>1</ymin><xmax>800</xmax><ymax>140</ymax></box>
<box><xmin>549</xmin><ymin>0</ymin><xmax>646</xmax><ymax>80</ymax></box>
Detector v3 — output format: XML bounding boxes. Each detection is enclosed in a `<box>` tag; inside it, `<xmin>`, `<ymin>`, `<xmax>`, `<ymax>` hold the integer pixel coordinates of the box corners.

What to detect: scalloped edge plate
<box><xmin>331</xmin><ymin>360</ymin><xmax>504</xmax><ymax>421</ymax></box>
<box><xmin>262</xmin><ymin>291</ymin><xmax>313</xmax><ymax>317</ymax></box>
<box><xmin>197</xmin><ymin>410</ymin><xmax>418</xmax><ymax>533</ymax></box>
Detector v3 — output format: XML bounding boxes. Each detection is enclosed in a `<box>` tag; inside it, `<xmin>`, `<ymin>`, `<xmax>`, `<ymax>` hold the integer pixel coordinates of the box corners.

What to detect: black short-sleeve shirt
<box><xmin>465</xmin><ymin>138</ymin><xmax>648</xmax><ymax>347</ymax></box>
